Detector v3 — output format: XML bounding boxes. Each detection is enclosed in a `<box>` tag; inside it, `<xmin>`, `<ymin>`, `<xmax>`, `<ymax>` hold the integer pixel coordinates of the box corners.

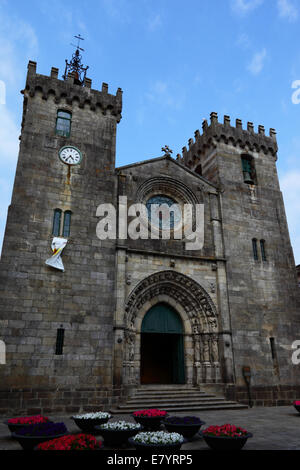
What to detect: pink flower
<box><xmin>8</xmin><ymin>415</ymin><xmax>49</xmax><ymax>425</ymax></box>
<box><xmin>133</xmin><ymin>408</ymin><xmax>167</xmax><ymax>417</ymax></box>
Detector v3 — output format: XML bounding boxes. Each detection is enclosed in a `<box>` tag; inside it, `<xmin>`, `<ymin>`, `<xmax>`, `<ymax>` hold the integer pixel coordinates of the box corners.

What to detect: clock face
<box><xmin>59</xmin><ymin>146</ymin><xmax>82</xmax><ymax>165</ymax></box>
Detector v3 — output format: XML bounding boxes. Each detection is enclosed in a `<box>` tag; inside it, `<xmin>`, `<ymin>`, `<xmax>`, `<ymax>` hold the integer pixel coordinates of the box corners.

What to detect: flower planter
<box><xmin>128</xmin><ymin>437</ymin><xmax>183</xmax><ymax>453</ymax></box>
<box><xmin>97</xmin><ymin>427</ymin><xmax>142</xmax><ymax>447</ymax></box>
<box><xmin>12</xmin><ymin>432</ymin><xmax>68</xmax><ymax>450</ymax></box>
<box><xmin>96</xmin><ymin>421</ymin><xmax>142</xmax><ymax>447</ymax></box>
<box><xmin>4</xmin><ymin>416</ymin><xmax>51</xmax><ymax>435</ymax></box>
<box><xmin>132</xmin><ymin>411</ymin><xmax>168</xmax><ymax>431</ymax></box>
<box><xmin>71</xmin><ymin>413</ymin><xmax>111</xmax><ymax>433</ymax></box>
<box><xmin>162</xmin><ymin>416</ymin><xmax>205</xmax><ymax>439</ymax></box>
<box><xmin>200</xmin><ymin>432</ymin><xmax>253</xmax><ymax>451</ymax></box>
<box><xmin>293</xmin><ymin>401</ymin><xmax>300</xmax><ymax>413</ymax></box>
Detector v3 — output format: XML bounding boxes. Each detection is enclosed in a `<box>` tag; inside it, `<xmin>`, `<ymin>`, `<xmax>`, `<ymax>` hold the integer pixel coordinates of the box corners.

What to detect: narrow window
<box><xmin>62</xmin><ymin>210</ymin><xmax>72</xmax><ymax>238</ymax></box>
<box><xmin>55</xmin><ymin>328</ymin><xmax>65</xmax><ymax>355</ymax></box>
<box><xmin>252</xmin><ymin>238</ymin><xmax>258</xmax><ymax>260</ymax></box>
<box><xmin>241</xmin><ymin>154</ymin><xmax>256</xmax><ymax>184</ymax></box>
<box><xmin>260</xmin><ymin>239</ymin><xmax>267</xmax><ymax>261</ymax></box>
<box><xmin>52</xmin><ymin>209</ymin><xmax>62</xmax><ymax>236</ymax></box>
<box><xmin>270</xmin><ymin>337</ymin><xmax>276</xmax><ymax>360</ymax></box>
<box><xmin>55</xmin><ymin>110</ymin><xmax>72</xmax><ymax>137</ymax></box>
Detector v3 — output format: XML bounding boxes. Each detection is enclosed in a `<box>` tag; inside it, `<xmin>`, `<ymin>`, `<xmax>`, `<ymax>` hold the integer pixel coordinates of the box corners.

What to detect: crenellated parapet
<box><xmin>181</xmin><ymin>112</ymin><xmax>278</xmax><ymax>167</ymax></box>
<box><xmin>22</xmin><ymin>61</ymin><xmax>122</xmax><ymax>122</ymax></box>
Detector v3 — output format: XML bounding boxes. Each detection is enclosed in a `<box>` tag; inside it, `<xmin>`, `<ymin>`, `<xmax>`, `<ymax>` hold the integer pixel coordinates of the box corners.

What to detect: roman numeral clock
<box><xmin>59</xmin><ymin>146</ymin><xmax>82</xmax><ymax>165</ymax></box>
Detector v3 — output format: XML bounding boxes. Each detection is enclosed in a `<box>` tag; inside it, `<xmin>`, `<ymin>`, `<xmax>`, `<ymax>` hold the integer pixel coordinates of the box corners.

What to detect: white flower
<box><xmin>99</xmin><ymin>420</ymin><xmax>142</xmax><ymax>431</ymax></box>
<box><xmin>73</xmin><ymin>412</ymin><xmax>111</xmax><ymax>420</ymax></box>
<box><xmin>133</xmin><ymin>431</ymin><xmax>184</xmax><ymax>445</ymax></box>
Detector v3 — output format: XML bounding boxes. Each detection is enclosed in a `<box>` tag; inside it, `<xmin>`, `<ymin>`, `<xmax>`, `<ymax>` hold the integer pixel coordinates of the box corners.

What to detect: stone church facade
<box><xmin>0</xmin><ymin>60</ymin><xmax>299</xmax><ymax>415</ymax></box>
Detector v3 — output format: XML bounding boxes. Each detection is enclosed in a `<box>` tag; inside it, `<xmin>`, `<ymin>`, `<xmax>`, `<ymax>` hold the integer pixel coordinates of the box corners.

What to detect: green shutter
<box><xmin>241</xmin><ymin>157</ymin><xmax>252</xmax><ymax>173</ymax></box>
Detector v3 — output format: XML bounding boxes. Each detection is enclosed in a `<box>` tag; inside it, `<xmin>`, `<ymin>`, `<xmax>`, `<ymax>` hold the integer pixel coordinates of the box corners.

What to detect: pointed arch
<box><xmin>124</xmin><ymin>270</ymin><xmax>218</xmax><ymax>335</ymax></box>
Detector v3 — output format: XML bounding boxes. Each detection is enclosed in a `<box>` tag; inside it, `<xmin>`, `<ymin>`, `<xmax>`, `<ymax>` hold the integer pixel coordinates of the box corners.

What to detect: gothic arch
<box><xmin>124</xmin><ymin>270</ymin><xmax>218</xmax><ymax>335</ymax></box>
<box><xmin>122</xmin><ymin>271</ymin><xmax>221</xmax><ymax>386</ymax></box>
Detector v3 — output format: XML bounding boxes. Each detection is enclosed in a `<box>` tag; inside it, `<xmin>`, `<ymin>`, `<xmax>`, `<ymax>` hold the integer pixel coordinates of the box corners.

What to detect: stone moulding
<box><xmin>124</xmin><ymin>270</ymin><xmax>218</xmax><ymax>334</ymax></box>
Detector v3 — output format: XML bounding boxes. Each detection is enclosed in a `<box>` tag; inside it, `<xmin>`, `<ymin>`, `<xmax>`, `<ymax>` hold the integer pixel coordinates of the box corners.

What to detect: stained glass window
<box><xmin>146</xmin><ymin>195</ymin><xmax>181</xmax><ymax>230</ymax></box>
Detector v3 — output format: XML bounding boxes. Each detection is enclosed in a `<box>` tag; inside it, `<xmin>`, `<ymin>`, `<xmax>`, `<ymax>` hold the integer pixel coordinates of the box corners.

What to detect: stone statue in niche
<box><xmin>126</xmin><ymin>333</ymin><xmax>135</xmax><ymax>361</ymax></box>
<box><xmin>194</xmin><ymin>336</ymin><xmax>201</xmax><ymax>362</ymax></box>
<box><xmin>203</xmin><ymin>337</ymin><xmax>210</xmax><ymax>362</ymax></box>
<box><xmin>211</xmin><ymin>334</ymin><xmax>219</xmax><ymax>362</ymax></box>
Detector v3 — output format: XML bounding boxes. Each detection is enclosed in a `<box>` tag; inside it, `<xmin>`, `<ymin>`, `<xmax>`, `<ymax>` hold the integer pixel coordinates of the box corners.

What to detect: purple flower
<box><xmin>16</xmin><ymin>422</ymin><xmax>67</xmax><ymax>437</ymax></box>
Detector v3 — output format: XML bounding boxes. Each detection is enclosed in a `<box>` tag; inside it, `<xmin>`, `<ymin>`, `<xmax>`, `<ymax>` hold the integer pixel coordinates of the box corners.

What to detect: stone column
<box><xmin>113</xmin><ymin>247</ymin><xmax>127</xmax><ymax>388</ymax></box>
<box><xmin>209</xmin><ymin>192</ymin><xmax>235</xmax><ymax>383</ymax></box>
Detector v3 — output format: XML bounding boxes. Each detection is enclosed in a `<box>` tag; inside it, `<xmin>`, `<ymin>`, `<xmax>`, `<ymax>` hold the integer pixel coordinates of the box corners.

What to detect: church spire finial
<box><xmin>63</xmin><ymin>34</ymin><xmax>89</xmax><ymax>86</ymax></box>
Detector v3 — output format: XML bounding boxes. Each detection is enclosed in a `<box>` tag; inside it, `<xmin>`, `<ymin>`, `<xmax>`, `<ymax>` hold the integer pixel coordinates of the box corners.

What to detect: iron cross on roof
<box><xmin>71</xmin><ymin>34</ymin><xmax>85</xmax><ymax>53</ymax></box>
<box><xmin>161</xmin><ymin>145</ymin><xmax>173</xmax><ymax>156</ymax></box>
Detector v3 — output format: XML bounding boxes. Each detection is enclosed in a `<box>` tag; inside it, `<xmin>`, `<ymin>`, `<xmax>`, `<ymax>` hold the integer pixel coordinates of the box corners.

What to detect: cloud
<box><xmin>148</xmin><ymin>14</ymin><xmax>162</xmax><ymax>32</ymax></box>
<box><xmin>247</xmin><ymin>48</ymin><xmax>267</xmax><ymax>75</ymax></box>
<box><xmin>145</xmin><ymin>80</ymin><xmax>186</xmax><ymax>111</ymax></box>
<box><xmin>231</xmin><ymin>0</ymin><xmax>263</xmax><ymax>16</ymax></box>
<box><xmin>277</xmin><ymin>0</ymin><xmax>298</xmax><ymax>22</ymax></box>
<box><xmin>236</xmin><ymin>33</ymin><xmax>251</xmax><ymax>49</ymax></box>
<box><xmin>280</xmin><ymin>170</ymin><xmax>300</xmax><ymax>264</ymax></box>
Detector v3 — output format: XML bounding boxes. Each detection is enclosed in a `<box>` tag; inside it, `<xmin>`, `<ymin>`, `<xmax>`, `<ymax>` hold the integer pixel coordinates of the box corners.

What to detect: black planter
<box><xmin>200</xmin><ymin>432</ymin><xmax>253</xmax><ymax>451</ymax></box>
<box><xmin>4</xmin><ymin>420</ymin><xmax>53</xmax><ymax>435</ymax></box>
<box><xmin>128</xmin><ymin>437</ymin><xmax>183</xmax><ymax>453</ymax></box>
<box><xmin>293</xmin><ymin>404</ymin><xmax>300</xmax><ymax>413</ymax></box>
<box><xmin>162</xmin><ymin>418</ymin><xmax>205</xmax><ymax>439</ymax></box>
<box><xmin>96</xmin><ymin>426</ymin><xmax>142</xmax><ymax>447</ymax></box>
<box><xmin>12</xmin><ymin>432</ymin><xmax>68</xmax><ymax>451</ymax></box>
<box><xmin>132</xmin><ymin>414</ymin><xmax>168</xmax><ymax>431</ymax></box>
<box><xmin>71</xmin><ymin>416</ymin><xmax>110</xmax><ymax>433</ymax></box>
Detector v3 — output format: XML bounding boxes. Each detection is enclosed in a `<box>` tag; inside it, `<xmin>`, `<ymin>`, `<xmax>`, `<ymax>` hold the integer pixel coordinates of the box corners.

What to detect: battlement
<box><xmin>22</xmin><ymin>61</ymin><xmax>122</xmax><ymax>121</ymax></box>
<box><xmin>180</xmin><ymin>112</ymin><xmax>278</xmax><ymax>165</ymax></box>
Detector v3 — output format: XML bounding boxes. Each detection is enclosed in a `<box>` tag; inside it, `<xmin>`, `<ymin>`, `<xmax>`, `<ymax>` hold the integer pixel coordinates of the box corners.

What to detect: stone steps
<box><xmin>110</xmin><ymin>385</ymin><xmax>248</xmax><ymax>414</ymax></box>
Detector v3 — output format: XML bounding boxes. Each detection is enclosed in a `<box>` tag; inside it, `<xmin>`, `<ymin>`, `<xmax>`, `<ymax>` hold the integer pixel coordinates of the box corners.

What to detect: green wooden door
<box><xmin>141</xmin><ymin>303</ymin><xmax>183</xmax><ymax>334</ymax></box>
<box><xmin>141</xmin><ymin>303</ymin><xmax>185</xmax><ymax>384</ymax></box>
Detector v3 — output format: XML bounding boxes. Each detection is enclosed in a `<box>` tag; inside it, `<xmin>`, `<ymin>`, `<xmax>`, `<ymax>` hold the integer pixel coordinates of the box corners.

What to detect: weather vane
<box><xmin>63</xmin><ymin>34</ymin><xmax>89</xmax><ymax>86</ymax></box>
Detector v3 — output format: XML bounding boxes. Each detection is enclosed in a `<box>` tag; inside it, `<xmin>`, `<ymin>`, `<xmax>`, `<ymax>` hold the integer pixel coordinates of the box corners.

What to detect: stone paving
<box><xmin>0</xmin><ymin>406</ymin><xmax>299</xmax><ymax>450</ymax></box>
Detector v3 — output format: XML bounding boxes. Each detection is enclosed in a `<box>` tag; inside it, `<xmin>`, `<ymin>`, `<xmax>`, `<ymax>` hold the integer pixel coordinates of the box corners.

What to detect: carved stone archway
<box><xmin>122</xmin><ymin>270</ymin><xmax>221</xmax><ymax>386</ymax></box>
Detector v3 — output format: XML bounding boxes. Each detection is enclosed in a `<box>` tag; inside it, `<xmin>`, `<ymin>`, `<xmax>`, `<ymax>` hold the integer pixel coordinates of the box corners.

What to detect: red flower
<box><xmin>133</xmin><ymin>408</ymin><xmax>167</xmax><ymax>417</ymax></box>
<box><xmin>8</xmin><ymin>415</ymin><xmax>49</xmax><ymax>425</ymax></box>
<box><xmin>293</xmin><ymin>400</ymin><xmax>300</xmax><ymax>405</ymax></box>
<box><xmin>203</xmin><ymin>424</ymin><xmax>248</xmax><ymax>437</ymax></box>
<box><xmin>37</xmin><ymin>434</ymin><xmax>102</xmax><ymax>450</ymax></box>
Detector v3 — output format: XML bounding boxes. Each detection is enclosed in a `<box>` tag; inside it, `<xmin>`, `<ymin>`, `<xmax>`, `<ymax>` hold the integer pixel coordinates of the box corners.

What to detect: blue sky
<box><xmin>0</xmin><ymin>0</ymin><xmax>299</xmax><ymax>264</ymax></box>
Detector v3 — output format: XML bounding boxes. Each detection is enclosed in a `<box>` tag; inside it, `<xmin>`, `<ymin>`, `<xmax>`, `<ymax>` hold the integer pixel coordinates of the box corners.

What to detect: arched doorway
<box><xmin>140</xmin><ymin>303</ymin><xmax>185</xmax><ymax>384</ymax></box>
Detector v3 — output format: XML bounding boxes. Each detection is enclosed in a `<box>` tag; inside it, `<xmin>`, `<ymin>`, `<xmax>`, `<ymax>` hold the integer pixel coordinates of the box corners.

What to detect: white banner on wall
<box><xmin>45</xmin><ymin>237</ymin><xmax>68</xmax><ymax>272</ymax></box>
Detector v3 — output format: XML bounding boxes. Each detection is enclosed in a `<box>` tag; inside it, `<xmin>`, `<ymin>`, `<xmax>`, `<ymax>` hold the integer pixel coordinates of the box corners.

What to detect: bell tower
<box><xmin>180</xmin><ymin>112</ymin><xmax>299</xmax><ymax>394</ymax></box>
<box><xmin>0</xmin><ymin>42</ymin><xmax>123</xmax><ymax>415</ymax></box>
